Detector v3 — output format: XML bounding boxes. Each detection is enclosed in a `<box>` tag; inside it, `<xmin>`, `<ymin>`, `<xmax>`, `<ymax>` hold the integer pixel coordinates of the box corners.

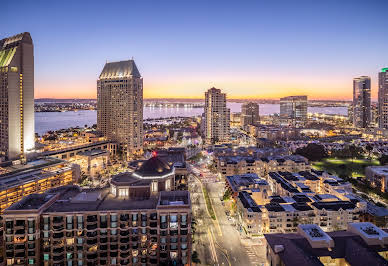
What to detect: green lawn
<box><xmin>313</xmin><ymin>158</ymin><xmax>380</xmax><ymax>178</ymax></box>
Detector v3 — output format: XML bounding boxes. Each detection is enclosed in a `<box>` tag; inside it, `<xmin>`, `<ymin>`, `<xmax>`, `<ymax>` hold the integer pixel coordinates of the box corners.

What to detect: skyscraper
<box><xmin>279</xmin><ymin>95</ymin><xmax>308</xmax><ymax>127</ymax></box>
<box><xmin>378</xmin><ymin>67</ymin><xmax>388</xmax><ymax>129</ymax></box>
<box><xmin>203</xmin><ymin>87</ymin><xmax>230</xmax><ymax>144</ymax></box>
<box><xmin>353</xmin><ymin>76</ymin><xmax>371</xmax><ymax>128</ymax></box>
<box><xmin>97</xmin><ymin>60</ymin><xmax>143</xmax><ymax>158</ymax></box>
<box><xmin>241</xmin><ymin>102</ymin><xmax>260</xmax><ymax>130</ymax></box>
<box><xmin>0</xmin><ymin>32</ymin><xmax>35</xmax><ymax>160</ymax></box>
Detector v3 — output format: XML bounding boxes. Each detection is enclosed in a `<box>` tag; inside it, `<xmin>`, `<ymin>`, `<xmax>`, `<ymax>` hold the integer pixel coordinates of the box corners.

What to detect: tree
<box><xmin>379</xmin><ymin>154</ymin><xmax>388</xmax><ymax>166</ymax></box>
<box><xmin>365</xmin><ymin>144</ymin><xmax>373</xmax><ymax>160</ymax></box>
<box><xmin>192</xmin><ymin>251</ymin><xmax>201</xmax><ymax>264</ymax></box>
<box><xmin>295</xmin><ymin>143</ymin><xmax>327</xmax><ymax>161</ymax></box>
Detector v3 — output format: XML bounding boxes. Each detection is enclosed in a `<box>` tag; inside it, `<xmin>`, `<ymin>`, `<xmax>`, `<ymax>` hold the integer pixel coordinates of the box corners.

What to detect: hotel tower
<box><xmin>97</xmin><ymin>60</ymin><xmax>143</xmax><ymax>158</ymax></box>
<box><xmin>0</xmin><ymin>32</ymin><xmax>35</xmax><ymax>160</ymax></box>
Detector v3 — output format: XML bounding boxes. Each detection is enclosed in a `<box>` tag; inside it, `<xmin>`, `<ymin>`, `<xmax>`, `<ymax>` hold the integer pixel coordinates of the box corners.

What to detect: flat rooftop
<box><xmin>5</xmin><ymin>185</ymin><xmax>190</xmax><ymax>214</ymax></box>
<box><xmin>0</xmin><ymin>157</ymin><xmax>71</xmax><ymax>190</ymax></box>
<box><xmin>77</xmin><ymin>149</ymin><xmax>109</xmax><ymax>157</ymax></box>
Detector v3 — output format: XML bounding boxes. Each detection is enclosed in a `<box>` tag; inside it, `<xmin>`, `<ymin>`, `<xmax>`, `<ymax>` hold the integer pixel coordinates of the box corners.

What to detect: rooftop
<box><xmin>99</xmin><ymin>60</ymin><xmax>141</xmax><ymax>79</ymax></box>
<box><xmin>0</xmin><ymin>157</ymin><xmax>72</xmax><ymax>190</ymax></box>
<box><xmin>5</xmin><ymin>185</ymin><xmax>191</xmax><ymax>214</ymax></box>
<box><xmin>265</xmin><ymin>223</ymin><xmax>388</xmax><ymax>266</ymax></box>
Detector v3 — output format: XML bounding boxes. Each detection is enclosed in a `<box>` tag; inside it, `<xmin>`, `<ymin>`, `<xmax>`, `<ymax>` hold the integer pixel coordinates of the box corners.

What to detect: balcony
<box><xmin>120</xmin><ymin>230</ymin><xmax>129</xmax><ymax>237</ymax></box>
<box><xmin>86</xmin><ymin>224</ymin><xmax>97</xmax><ymax>231</ymax></box>
<box><xmin>15</xmin><ymin>229</ymin><xmax>25</xmax><ymax>235</ymax></box>
<box><xmin>53</xmin><ymin>254</ymin><xmax>65</xmax><ymax>262</ymax></box>
<box><xmin>120</xmin><ymin>237</ymin><xmax>129</xmax><ymax>243</ymax></box>
<box><xmin>15</xmin><ymin>251</ymin><xmax>26</xmax><ymax>258</ymax></box>
<box><xmin>100</xmin><ymin>252</ymin><xmax>108</xmax><ymax>257</ymax></box>
<box><xmin>110</xmin><ymin>251</ymin><xmax>118</xmax><ymax>257</ymax></box>
<box><xmin>53</xmin><ymin>225</ymin><xmax>64</xmax><ymax>231</ymax></box>
<box><xmin>15</xmin><ymin>244</ymin><xmax>25</xmax><ymax>250</ymax></box>
<box><xmin>53</xmin><ymin>247</ymin><xmax>64</xmax><ymax>254</ymax></box>
<box><xmin>86</xmin><ymin>216</ymin><xmax>97</xmax><ymax>223</ymax></box>
<box><xmin>120</xmin><ymin>215</ymin><xmax>129</xmax><ymax>222</ymax></box>
<box><xmin>150</xmin><ymin>222</ymin><xmax>157</xmax><ymax>228</ymax></box>
<box><xmin>53</xmin><ymin>217</ymin><xmax>64</xmax><ymax>224</ymax></box>
<box><xmin>86</xmin><ymin>239</ymin><xmax>97</xmax><ymax>245</ymax></box>
<box><xmin>86</xmin><ymin>231</ymin><xmax>97</xmax><ymax>238</ymax></box>
<box><xmin>120</xmin><ymin>252</ymin><xmax>129</xmax><ymax>258</ymax></box>
<box><xmin>86</xmin><ymin>253</ymin><xmax>98</xmax><ymax>260</ymax></box>
<box><xmin>53</xmin><ymin>232</ymin><xmax>64</xmax><ymax>239</ymax></box>
<box><xmin>120</xmin><ymin>259</ymin><xmax>130</xmax><ymax>265</ymax></box>
<box><xmin>120</xmin><ymin>245</ymin><xmax>129</xmax><ymax>251</ymax></box>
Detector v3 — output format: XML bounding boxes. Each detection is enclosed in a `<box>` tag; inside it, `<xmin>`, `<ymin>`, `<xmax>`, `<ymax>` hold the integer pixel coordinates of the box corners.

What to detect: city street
<box><xmin>189</xmin><ymin>163</ymin><xmax>265</xmax><ymax>266</ymax></box>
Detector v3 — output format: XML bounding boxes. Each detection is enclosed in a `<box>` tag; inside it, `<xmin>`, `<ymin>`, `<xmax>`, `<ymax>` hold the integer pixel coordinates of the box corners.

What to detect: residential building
<box><xmin>225</xmin><ymin>173</ymin><xmax>270</xmax><ymax>203</ymax></box>
<box><xmin>97</xmin><ymin>60</ymin><xmax>143</xmax><ymax>158</ymax></box>
<box><xmin>353</xmin><ymin>76</ymin><xmax>371</xmax><ymax>128</ymax></box>
<box><xmin>0</xmin><ymin>157</ymin><xmax>80</xmax><ymax>214</ymax></box>
<box><xmin>203</xmin><ymin>87</ymin><xmax>230</xmax><ymax>144</ymax></box>
<box><xmin>0</xmin><ymin>32</ymin><xmax>35</xmax><ymax>160</ymax></box>
<box><xmin>378</xmin><ymin>67</ymin><xmax>388</xmax><ymax>129</ymax></box>
<box><xmin>216</xmin><ymin>155</ymin><xmax>310</xmax><ymax>178</ymax></box>
<box><xmin>365</xmin><ymin>166</ymin><xmax>388</xmax><ymax>193</ymax></box>
<box><xmin>279</xmin><ymin>96</ymin><xmax>308</xmax><ymax>127</ymax></box>
<box><xmin>241</xmin><ymin>102</ymin><xmax>260</xmax><ymax>130</ymax></box>
<box><xmin>265</xmin><ymin>223</ymin><xmax>388</xmax><ymax>266</ymax></box>
<box><xmin>2</xmin><ymin>155</ymin><xmax>191</xmax><ymax>266</ymax></box>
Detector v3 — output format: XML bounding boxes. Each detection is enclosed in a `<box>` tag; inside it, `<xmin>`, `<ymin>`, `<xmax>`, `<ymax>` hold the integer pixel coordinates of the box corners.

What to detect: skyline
<box><xmin>2</xmin><ymin>0</ymin><xmax>388</xmax><ymax>100</ymax></box>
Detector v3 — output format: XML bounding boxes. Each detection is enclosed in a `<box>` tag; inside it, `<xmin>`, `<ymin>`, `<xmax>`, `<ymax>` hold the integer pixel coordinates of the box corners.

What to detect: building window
<box><xmin>119</xmin><ymin>188</ymin><xmax>128</xmax><ymax>197</ymax></box>
<box><xmin>151</xmin><ymin>181</ymin><xmax>158</xmax><ymax>192</ymax></box>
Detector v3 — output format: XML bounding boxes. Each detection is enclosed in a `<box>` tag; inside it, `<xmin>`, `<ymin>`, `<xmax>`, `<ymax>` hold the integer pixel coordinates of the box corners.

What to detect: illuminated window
<box><xmin>119</xmin><ymin>188</ymin><xmax>128</xmax><ymax>197</ymax></box>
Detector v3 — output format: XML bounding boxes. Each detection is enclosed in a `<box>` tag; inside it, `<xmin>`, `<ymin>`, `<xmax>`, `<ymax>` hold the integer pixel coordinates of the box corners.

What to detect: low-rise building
<box><xmin>216</xmin><ymin>155</ymin><xmax>309</xmax><ymax>178</ymax></box>
<box><xmin>225</xmin><ymin>173</ymin><xmax>270</xmax><ymax>203</ymax></box>
<box><xmin>265</xmin><ymin>223</ymin><xmax>388</xmax><ymax>266</ymax></box>
<box><xmin>365</xmin><ymin>166</ymin><xmax>388</xmax><ymax>193</ymax></box>
<box><xmin>0</xmin><ymin>157</ymin><xmax>80</xmax><ymax>214</ymax></box>
<box><xmin>70</xmin><ymin>149</ymin><xmax>109</xmax><ymax>178</ymax></box>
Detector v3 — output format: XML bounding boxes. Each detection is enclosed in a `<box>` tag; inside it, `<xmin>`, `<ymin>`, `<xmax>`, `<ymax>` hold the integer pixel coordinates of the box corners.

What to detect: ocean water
<box><xmin>35</xmin><ymin>103</ymin><xmax>347</xmax><ymax>135</ymax></box>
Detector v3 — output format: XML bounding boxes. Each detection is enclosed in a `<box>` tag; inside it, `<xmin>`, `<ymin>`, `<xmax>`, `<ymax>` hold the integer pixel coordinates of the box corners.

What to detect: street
<box><xmin>189</xmin><ymin>162</ymin><xmax>266</xmax><ymax>266</ymax></box>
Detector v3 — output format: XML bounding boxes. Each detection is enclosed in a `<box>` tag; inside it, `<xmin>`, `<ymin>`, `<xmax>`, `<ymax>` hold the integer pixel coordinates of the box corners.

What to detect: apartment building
<box><xmin>265</xmin><ymin>223</ymin><xmax>388</xmax><ymax>266</ymax></box>
<box><xmin>365</xmin><ymin>166</ymin><xmax>388</xmax><ymax>193</ymax></box>
<box><xmin>2</xmin><ymin>155</ymin><xmax>191</xmax><ymax>266</ymax></box>
<box><xmin>203</xmin><ymin>87</ymin><xmax>230</xmax><ymax>144</ymax></box>
<box><xmin>216</xmin><ymin>155</ymin><xmax>310</xmax><ymax>178</ymax></box>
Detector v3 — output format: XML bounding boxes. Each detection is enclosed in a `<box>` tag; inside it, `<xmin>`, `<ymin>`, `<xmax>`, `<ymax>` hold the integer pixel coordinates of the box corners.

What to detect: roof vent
<box><xmin>274</xmin><ymin>245</ymin><xmax>284</xmax><ymax>253</ymax></box>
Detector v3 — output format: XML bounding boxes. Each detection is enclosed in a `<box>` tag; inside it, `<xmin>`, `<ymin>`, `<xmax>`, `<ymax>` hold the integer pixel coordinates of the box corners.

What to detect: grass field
<box><xmin>313</xmin><ymin>158</ymin><xmax>380</xmax><ymax>178</ymax></box>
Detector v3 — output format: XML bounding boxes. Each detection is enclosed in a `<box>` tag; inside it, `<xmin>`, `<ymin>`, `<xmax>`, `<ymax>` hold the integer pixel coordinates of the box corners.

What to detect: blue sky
<box><xmin>2</xmin><ymin>0</ymin><xmax>387</xmax><ymax>99</ymax></box>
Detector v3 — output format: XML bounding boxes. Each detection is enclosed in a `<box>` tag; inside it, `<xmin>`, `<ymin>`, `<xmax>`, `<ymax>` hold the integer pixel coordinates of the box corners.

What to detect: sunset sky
<box><xmin>2</xmin><ymin>0</ymin><xmax>387</xmax><ymax>100</ymax></box>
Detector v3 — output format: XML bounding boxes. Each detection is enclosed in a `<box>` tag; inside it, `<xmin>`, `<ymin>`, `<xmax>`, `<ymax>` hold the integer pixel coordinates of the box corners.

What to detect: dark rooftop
<box><xmin>265</xmin><ymin>229</ymin><xmax>388</xmax><ymax>266</ymax></box>
<box><xmin>135</xmin><ymin>156</ymin><xmax>173</xmax><ymax>177</ymax></box>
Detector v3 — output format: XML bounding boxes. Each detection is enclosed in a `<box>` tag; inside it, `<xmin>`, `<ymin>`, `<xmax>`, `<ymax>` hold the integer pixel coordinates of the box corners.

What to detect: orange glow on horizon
<box><xmin>35</xmin><ymin>75</ymin><xmax>379</xmax><ymax>100</ymax></box>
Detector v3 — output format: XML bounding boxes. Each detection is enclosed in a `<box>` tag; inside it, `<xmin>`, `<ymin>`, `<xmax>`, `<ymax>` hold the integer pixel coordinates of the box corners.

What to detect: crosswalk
<box><xmin>242</xmin><ymin>244</ymin><xmax>261</xmax><ymax>266</ymax></box>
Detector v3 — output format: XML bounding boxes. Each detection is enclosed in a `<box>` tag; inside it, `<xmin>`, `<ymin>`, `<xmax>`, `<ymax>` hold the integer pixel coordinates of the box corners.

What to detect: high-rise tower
<box><xmin>279</xmin><ymin>95</ymin><xmax>308</xmax><ymax>127</ymax></box>
<box><xmin>353</xmin><ymin>76</ymin><xmax>371</xmax><ymax>128</ymax></box>
<box><xmin>0</xmin><ymin>32</ymin><xmax>35</xmax><ymax>160</ymax></box>
<box><xmin>97</xmin><ymin>60</ymin><xmax>143</xmax><ymax>158</ymax></box>
<box><xmin>378</xmin><ymin>67</ymin><xmax>388</xmax><ymax>129</ymax></box>
<box><xmin>241</xmin><ymin>102</ymin><xmax>260</xmax><ymax>130</ymax></box>
<box><xmin>203</xmin><ymin>87</ymin><xmax>230</xmax><ymax>144</ymax></box>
